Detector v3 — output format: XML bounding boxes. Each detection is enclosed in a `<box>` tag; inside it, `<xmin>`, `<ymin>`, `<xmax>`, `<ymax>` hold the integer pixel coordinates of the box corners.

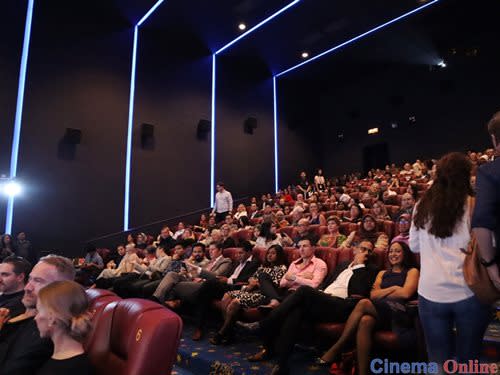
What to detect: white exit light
<box><xmin>368</xmin><ymin>127</ymin><xmax>379</xmax><ymax>135</ymax></box>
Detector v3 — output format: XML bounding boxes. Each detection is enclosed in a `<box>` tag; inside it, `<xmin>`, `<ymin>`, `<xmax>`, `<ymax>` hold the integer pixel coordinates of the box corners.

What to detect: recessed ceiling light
<box><xmin>238</xmin><ymin>23</ymin><xmax>246</xmax><ymax>31</ymax></box>
<box><xmin>301</xmin><ymin>52</ymin><xmax>309</xmax><ymax>59</ymax></box>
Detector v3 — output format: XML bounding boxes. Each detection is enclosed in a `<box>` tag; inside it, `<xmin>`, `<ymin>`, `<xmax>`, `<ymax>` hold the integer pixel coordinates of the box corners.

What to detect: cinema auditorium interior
<box><xmin>1</xmin><ymin>0</ymin><xmax>500</xmax><ymax>374</ymax></box>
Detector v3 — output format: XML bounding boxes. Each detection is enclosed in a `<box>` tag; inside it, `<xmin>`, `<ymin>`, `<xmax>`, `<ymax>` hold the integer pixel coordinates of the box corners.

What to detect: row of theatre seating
<box><xmin>84</xmin><ymin>288</ymin><xmax>183</xmax><ymax>375</ymax></box>
<box><xmin>212</xmin><ymin>246</ymin><xmax>426</xmax><ymax>360</ymax></box>
<box><xmin>229</xmin><ymin>220</ymin><xmax>403</xmax><ymax>246</ymax></box>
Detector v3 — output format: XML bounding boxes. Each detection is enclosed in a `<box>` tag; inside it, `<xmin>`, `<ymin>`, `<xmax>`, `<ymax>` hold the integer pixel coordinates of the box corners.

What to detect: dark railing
<box><xmin>86</xmin><ymin>196</ymin><xmax>250</xmax><ymax>250</ymax></box>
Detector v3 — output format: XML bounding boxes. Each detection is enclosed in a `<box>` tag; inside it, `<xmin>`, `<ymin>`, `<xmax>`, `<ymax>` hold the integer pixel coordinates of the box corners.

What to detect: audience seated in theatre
<box><xmin>0</xmin><ymin>256</ymin><xmax>31</xmax><ymax>318</ymax></box>
<box><xmin>274</xmin><ymin>211</ymin><xmax>290</xmax><ymax>228</ymax></box>
<box><xmin>233</xmin><ymin>204</ymin><xmax>248</xmax><ymax>220</ymax></box>
<box><xmin>147</xmin><ymin>243</ymin><xmax>190</xmax><ymax>302</ymax></box>
<box><xmin>317</xmin><ymin>241</ymin><xmax>419</xmax><ymax>375</ymax></box>
<box><xmin>135</xmin><ymin>232</ymin><xmax>148</xmax><ymax>249</ymax></box>
<box><xmin>1</xmin><ymin>234</ymin><xmax>16</xmax><ymax>261</ymax></box>
<box><xmin>393</xmin><ymin>193</ymin><xmax>415</xmax><ymax>220</ymax></box>
<box><xmin>290</xmin><ymin>218</ymin><xmax>319</xmax><ymax>247</ymax></box>
<box><xmin>94</xmin><ymin>243</ymin><xmax>138</xmax><ymax>289</ymax></box>
<box><xmin>391</xmin><ymin>213</ymin><xmax>411</xmax><ymax>245</ymax></box>
<box><xmin>220</xmin><ymin>224</ymin><xmax>236</xmax><ymax>249</ymax></box>
<box><xmin>154</xmin><ymin>225</ymin><xmax>176</xmax><ymax>250</ymax></box>
<box><xmin>261</xmin><ymin>205</ymin><xmax>275</xmax><ymax>224</ymax></box>
<box><xmin>240</xmin><ymin>240</ymin><xmax>377</xmax><ymax>375</ymax></box>
<box><xmin>105</xmin><ymin>244</ymin><xmax>126</xmax><ymax>271</ymax></box>
<box><xmin>308</xmin><ymin>202</ymin><xmax>326</xmax><ymax>226</ymax></box>
<box><xmin>76</xmin><ymin>244</ymin><xmax>103</xmax><ymax>286</ymax></box>
<box><xmin>296</xmin><ymin>171</ymin><xmax>312</xmax><ymax>198</ymax></box>
<box><xmin>314</xmin><ymin>168</ymin><xmax>326</xmax><ymax>192</ymax></box>
<box><xmin>172</xmin><ymin>223</ymin><xmax>185</xmax><ymax>241</ymax></box>
<box><xmin>212</xmin><ymin>245</ymin><xmax>289</xmax><ymax>345</ymax></box>
<box><xmin>317</xmin><ymin>216</ymin><xmax>347</xmax><ymax>248</ymax></box>
<box><xmin>35</xmin><ymin>280</ymin><xmax>94</xmax><ymax>375</ymax></box>
<box><xmin>343</xmin><ymin>215</ymin><xmax>385</xmax><ymax>250</ymax></box>
<box><xmin>15</xmin><ymin>232</ymin><xmax>36</xmax><ymax>265</ymax></box>
<box><xmin>114</xmin><ymin>245</ymin><xmax>171</xmax><ymax>298</ymax></box>
<box><xmin>189</xmin><ymin>241</ymin><xmax>260</xmax><ymax>341</ymax></box>
<box><xmin>371</xmin><ymin>200</ymin><xmax>391</xmax><ymax>221</ymax></box>
<box><xmin>342</xmin><ymin>204</ymin><xmax>362</xmax><ymax>223</ymax></box>
<box><xmin>255</xmin><ymin>222</ymin><xmax>283</xmax><ymax>249</ymax></box>
<box><xmin>165</xmin><ymin>242</ymin><xmax>232</xmax><ymax>309</ymax></box>
<box><xmin>0</xmin><ymin>255</ymin><xmax>75</xmax><ymax>375</ymax></box>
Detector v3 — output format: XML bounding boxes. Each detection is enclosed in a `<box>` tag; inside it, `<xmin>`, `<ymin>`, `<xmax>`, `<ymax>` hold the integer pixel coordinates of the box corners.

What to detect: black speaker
<box><xmin>196</xmin><ymin>119</ymin><xmax>211</xmax><ymax>140</ymax></box>
<box><xmin>243</xmin><ymin>117</ymin><xmax>258</xmax><ymax>134</ymax></box>
<box><xmin>141</xmin><ymin>123</ymin><xmax>155</xmax><ymax>149</ymax></box>
<box><xmin>64</xmin><ymin>128</ymin><xmax>82</xmax><ymax>144</ymax></box>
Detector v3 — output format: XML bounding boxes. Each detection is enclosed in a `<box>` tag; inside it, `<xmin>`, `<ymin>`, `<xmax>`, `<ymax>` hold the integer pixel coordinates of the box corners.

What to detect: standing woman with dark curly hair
<box><xmin>410</xmin><ymin>152</ymin><xmax>490</xmax><ymax>369</ymax></box>
<box><xmin>34</xmin><ymin>281</ymin><xmax>94</xmax><ymax>375</ymax></box>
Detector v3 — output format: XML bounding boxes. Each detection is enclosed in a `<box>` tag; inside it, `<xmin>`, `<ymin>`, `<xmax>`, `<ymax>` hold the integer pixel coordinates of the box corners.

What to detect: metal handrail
<box><xmin>86</xmin><ymin>196</ymin><xmax>250</xmax><ymax>246</ymax></box>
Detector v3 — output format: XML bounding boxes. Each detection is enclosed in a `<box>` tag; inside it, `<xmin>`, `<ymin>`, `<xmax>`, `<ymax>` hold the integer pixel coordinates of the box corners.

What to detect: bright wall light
<box><xmin>124</xmin><ymin>0</ymin><xmax>166</xmax><ymax>231</ymax></box>
<box><xmin>273</xmin><ymin>76</ymin><xmax>279</xmax><ymax>193</ymax></box>
<box><xmin>368</xmin><ymin>127</ymin><xmax>379</xmax><ymax>135</ymax></box>
<box><xmin>4</xmin><ymin>182</ymin><xmax>22</xmax><ymax>198</ymax></box>
<box><xmin>5</xmin><ymin>0</ymin><xmax>34</xmax><ymax>234</ymax></box>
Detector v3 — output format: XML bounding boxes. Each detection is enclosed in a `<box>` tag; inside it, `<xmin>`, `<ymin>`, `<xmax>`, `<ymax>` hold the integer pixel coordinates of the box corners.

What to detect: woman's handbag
<box><xmin>461</xmin><ymin>234</ymin><xmax>500</xmax><ymax>305</ymax></box>
<box><xmin>462</xmin><ymin>196</ymin><xmax>500</xmax><ymax>304</ymax></box>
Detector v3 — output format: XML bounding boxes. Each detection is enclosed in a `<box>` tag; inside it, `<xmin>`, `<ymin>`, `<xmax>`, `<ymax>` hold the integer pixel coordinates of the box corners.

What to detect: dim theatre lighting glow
<box><xmin>438</xmin><ymin>60</ymin><xmax>446</xmax><ymax>68</ymax></box>
<box><xmin>238</xmin><ymin>23</ymin><xmax>247</xmax><ymax>31</ymax></box>
<box><xmin>124</xmin><ymin>0</ymin><xmax>166</xmax><ymax>231</ymax></box>
<box><xmin>276</xmin><ymin>0</ymin><xmax>440</xmax><ymax>77</ymax></box>
<box><xmin>6</xmin><ymin>0</ymin><xmax>34</xmax><ymax>234</ymax></box>
<box><xmin>301</xmin><ymin>52</ymin><xmax>309</xmax><ymax>59</ymax></box>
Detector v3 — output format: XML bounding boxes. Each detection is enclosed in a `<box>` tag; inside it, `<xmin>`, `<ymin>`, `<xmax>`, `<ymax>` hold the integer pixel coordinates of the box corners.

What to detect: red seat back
<box><xmin>86</xmin><ymin>299</ymin><xmax>182</xmax><ymax>375</ymax></box>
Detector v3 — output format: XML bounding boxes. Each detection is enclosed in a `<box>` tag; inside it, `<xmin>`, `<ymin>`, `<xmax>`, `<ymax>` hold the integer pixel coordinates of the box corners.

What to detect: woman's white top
<box><xmin>409</xmin><ymin>201</ymin><xmax>474</xmax><ymax>303</ymax></box>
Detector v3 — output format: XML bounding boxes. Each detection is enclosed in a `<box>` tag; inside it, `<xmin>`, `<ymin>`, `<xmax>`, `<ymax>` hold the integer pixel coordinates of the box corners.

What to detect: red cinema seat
<box><xmin>86</xmin><ymin>299</ymin><xmax>183</xmax><ymax>375</ymax></box>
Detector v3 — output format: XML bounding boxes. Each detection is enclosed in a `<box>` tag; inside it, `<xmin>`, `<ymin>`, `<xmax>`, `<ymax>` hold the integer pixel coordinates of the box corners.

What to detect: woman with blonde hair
<box><xmin>35</xmin><ymin>280</ymin><xmax>94</xmax><ymax>375</ymax></box>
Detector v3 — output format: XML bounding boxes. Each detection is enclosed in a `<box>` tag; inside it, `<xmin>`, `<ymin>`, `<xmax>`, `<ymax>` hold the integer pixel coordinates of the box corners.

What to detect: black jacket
<box><xmin>320</xmin><ymin>260</ymin><xmax>379</xmax><ymax>298</ymax></box>
<box><xmin>0</xmin><ymin>317</ymin><xmax>53</xmax><ymax>375</ymax></box>
<box><xmin>229</xmin><ymin>257</ymin><xmax>260</xmax><ymax>286</ymax></box>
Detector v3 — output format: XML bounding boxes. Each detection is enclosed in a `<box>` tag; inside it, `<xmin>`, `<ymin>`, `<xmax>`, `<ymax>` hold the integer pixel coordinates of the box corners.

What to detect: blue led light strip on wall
<box><xmin>272</xmin><ymin>0</ymin><xmax>440</xmax><ymax>192</ymax></box>
<box><xmin>124</xmin><ymin>0</ymin><xmax>165</xmax><ymax>230</ymax></box>
<box><xmin>212</xmin><ymin>0</ymin><xmax>301</xmax><ymax>204</ymax></box>
<box><xmin>5</xmin><ymin>0</ymin><xmax>35</xmax><ymax>234</ymax></box>
<box><xmin>276</xmin><ymin>0</ymin><xmax>439</xmax><ymax>77</ymax></box>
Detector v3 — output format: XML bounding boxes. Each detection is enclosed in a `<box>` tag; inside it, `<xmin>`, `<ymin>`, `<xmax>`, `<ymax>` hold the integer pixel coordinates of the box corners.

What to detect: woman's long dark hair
<box><xmin>413</xmin><ymin>152</ymin><xmax>473</xmax><ymax>238</ymax></box>
<box><xmin>259</xmin><ymin>221</ymin><xmax>277</xmax><ymax>241</ymax></box>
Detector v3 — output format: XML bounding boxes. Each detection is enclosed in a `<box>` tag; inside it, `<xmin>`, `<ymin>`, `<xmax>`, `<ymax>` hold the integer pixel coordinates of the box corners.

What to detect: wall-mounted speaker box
<box><xmin>64</xmin><ymin>128</ymin><xmax>82</xmax><ymax>144</ymax></box>
<box><xmin>197</xmin><ymin>119</ymin><xmax>211</xmax><ymax>140</ymax></box>
<box><xmin>243</xmin><ymin>117</ymin><xmax>258</xmax><ymax>134</ymax></box>
<box><xmin>141</xmin><ymin>123</ymin><xmax>155</xmax><ymax>149</ymax></box>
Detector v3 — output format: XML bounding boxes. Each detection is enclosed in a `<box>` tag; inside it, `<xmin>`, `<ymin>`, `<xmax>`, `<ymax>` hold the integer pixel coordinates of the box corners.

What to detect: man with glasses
<box><xmin>241</xmin><ymin>240</ymin><xmax>378</xmax><ymax>375</ymax></box>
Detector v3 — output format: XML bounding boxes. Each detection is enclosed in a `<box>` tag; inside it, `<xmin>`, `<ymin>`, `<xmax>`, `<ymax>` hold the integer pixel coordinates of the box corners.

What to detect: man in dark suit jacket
<box><xmin>472</xmin><ymin>111</ymin><xmax>500</xmax><ymax>290</ymax></box>
<box><xmin>0</xmin><ymin>256</ymin><xmax>31</xmax><ymax>317</ymax></box>
<box><xmin>242</xmin><ymin>240</ymin><xmax>378</xmax><ymax>375</ymax></box>
<box><xmin>189</xmin><ymin>241</ymin><xmax>260</xmax><ymax>341</ymax></box>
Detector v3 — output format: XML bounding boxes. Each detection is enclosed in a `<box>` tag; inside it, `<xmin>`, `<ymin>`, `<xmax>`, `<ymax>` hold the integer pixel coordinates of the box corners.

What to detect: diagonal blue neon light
<box><xmin>276</xmin><ymin>0</ymin><xmax>439</xmax><ymax>77</ymax></box>
<box><xmin>273</xmin><ymin>76</ymin><xmax>278</xmax><ymax>193</ymax></box>
<box><xmin>124</xmin><ymin>0</ymin><xmax>167</xmax><ymax>230</ymax></box>
<box><xmin>215</xmin><ymin>0</ymin><xmax>301</xmax><ymax>55</ymax></box>
<box><xmin>137</xmin><ymin>0</ymin><xmax>166</xmax><ymax>27</ymax></box>
<box><xmin>124</xmin><ymin>25</ymin><xmax>139</xmax><ymax>231</ymax></box>
<box><xmin>210</xmin><ymin>54</ymin><xmax>216</xmax><ymax>207</ymax></box>
<box><xmin>6</xmin><ymin>0</ymin><xmax>35</xmax><ymax>234</ymax></box>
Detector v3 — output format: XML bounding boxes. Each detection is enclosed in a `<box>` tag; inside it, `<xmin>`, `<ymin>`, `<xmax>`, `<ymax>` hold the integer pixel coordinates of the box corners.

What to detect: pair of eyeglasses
<box><xmin>399</xmin><ymin>219</ymin><xmax>409</xmax><ymax>224</ymax></box>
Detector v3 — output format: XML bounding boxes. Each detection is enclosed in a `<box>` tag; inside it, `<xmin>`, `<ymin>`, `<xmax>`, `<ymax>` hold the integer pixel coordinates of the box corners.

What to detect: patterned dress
<box><xmin>227</xmin><ymin>264</ymin><xmax>287</xmax><ymax>308</ymax></box>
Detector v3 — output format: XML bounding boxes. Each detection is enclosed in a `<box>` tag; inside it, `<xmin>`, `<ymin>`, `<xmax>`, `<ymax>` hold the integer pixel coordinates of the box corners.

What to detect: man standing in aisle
<box><xmin>212</xmin><ymin>182</ymin><xmax>233</xmax><ymax>223</ymax></box>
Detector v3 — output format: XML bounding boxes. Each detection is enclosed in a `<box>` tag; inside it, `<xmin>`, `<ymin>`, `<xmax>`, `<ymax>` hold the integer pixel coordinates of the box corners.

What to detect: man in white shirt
<box><xmin>212</xmin><ymin>182</ymin><xmax>233</xmax><ymax>223</ymax></box>
<box><xmin>241</xmin><ymin>241</ymin><xmax>378</xmax><ymax>375</ymax></box>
